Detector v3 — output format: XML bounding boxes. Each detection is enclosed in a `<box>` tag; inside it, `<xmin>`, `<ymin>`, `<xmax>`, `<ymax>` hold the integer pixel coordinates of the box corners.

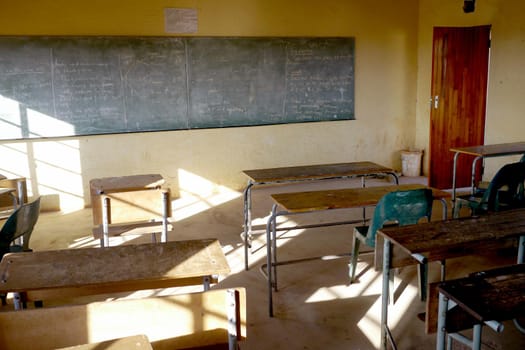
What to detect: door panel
<box><xmin>429</xmin><ymin>26</ymin><xmax>491</xmax><ymax>189</ymax></box>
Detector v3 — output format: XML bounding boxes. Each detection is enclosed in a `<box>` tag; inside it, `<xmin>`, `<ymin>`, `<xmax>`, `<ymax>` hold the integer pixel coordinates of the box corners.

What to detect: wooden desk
<box><xmin>242</xmin><ymin>161</ymin><xmax>399</xmax><ymax>270</ymax></box>
<box><xmin>265</xmin><ymin>183</ymin><xmax>450</xmax><ymax>317</ymax></box>
<box><xmin>436</xmin><ymin>264</ymin><xmax>525</xmax><ymax>350</ymax></box>
<box><xmin>0</xmin><ymin>288</ymin><xmax>246</xmax><ymax>350</ymax></box>
<box><xmin>0</xmin><ymin>177</ymin><xmax>27</xmax><ymax>219</ymax></box>
<box><xmin>0</xmin><ymin>239</ymin><xmax>230</xmax><ymax>310</ymax></box>
<box><xmin>89</xmin><ymin>174</ymin><xmax>171</xmax><ymax>247</ymax></box>
<box><xmin>56</xmin><ymin>335</ymin><xmax>153</xmax><ymax>350</ymax></box>
<box><xmin>377</xmin><ymin>209</ymin><xmax>525</xmax><ymax>350</ymax></box>
<box><xmin>450</xmin><ymin>142</ymin><xmax>525</xmax><ymax>205</ymax></box>
<box><xmin>0</xmin><ymin>187</ymin><xmax>16</xmax><ymax>209</ymax></box>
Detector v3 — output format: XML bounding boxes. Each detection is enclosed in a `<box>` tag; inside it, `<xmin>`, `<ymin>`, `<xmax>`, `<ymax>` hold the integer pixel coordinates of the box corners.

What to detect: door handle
<box><xmin>433</xmin><ymin>95</ymin><xmax>439</xmax><ymax>109</ymax></box>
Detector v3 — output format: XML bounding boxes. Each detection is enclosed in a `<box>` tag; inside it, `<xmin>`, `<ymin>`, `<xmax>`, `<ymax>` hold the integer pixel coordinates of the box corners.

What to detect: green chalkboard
<box><xmin>0</xmin><ymin>36</ymin><xmax>354</xmax><ymax>140</ymax></box>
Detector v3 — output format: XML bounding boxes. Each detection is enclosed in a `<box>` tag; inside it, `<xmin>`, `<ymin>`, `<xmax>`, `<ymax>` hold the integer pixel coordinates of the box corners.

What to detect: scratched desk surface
<box><xmin>438</xmin><ymin>264</ymin><xmax>525</xmax><ymax>325</ymax></box>
<box><xmin>379</xmin><ymin>208</ymin><xmax>525</xmax><ymax>262</ymax></box>
<box><xmin>271</xmin><ymin>183</ymin><xmax>450</xmax><ymax>213</ymax></box>
<box><xmin>90</xmin><ymin>174</ymin><xmax>165</xmax><ymax>194</ymax></box>
<box><xmin>0</xmin><ymin>239</ymin><xmax>230</xmax><ymax>293</ymax></box>
<box><xmin>243</xmin><ymin>161</ymin><xmax>395</xmax><ymax>183</ymax></box>
<box><xmin>450</xmin><ymin>142</ymin><xmax>525</xmax><ymax>157</ymax></box>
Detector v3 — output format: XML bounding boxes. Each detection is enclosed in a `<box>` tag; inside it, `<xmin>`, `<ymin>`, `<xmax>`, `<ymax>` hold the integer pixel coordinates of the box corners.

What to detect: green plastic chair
<box><xmin>0</xmin><ymin>197</ymin><xmax>41</xmax><ymax>305</ymax></box>
<box><xmin>349</xmin><ymin>188</ymin><xmax>433</xmax><ymax>300</ymax></box>
<box><xmin>453</xmin><ymin>161</ymin><xmax>525</xmax><ymax>218</ymax></box>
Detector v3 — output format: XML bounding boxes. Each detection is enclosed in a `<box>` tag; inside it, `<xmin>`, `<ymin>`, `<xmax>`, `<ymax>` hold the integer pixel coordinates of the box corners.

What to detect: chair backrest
<box><xmin>364</xmin><ymin>188</ymin><xmax>433</xmax><ymax>247</ymax></box>
<box><xmin>481</xmin><ymin>161</ymin><xmax>525</xmax><ymax>212</ymax></box>
<box><xmin>0</xmin><ymin>197</ymin><xmax>41</xmax><ymax>258</ymax></box>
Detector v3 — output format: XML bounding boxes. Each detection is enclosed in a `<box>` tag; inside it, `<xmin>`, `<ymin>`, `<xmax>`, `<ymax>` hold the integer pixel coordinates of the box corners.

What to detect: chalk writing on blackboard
<box><xmin>0</xmin><ymin>36</ymin><xmax>354</xmax><ymax>140</ymax></box>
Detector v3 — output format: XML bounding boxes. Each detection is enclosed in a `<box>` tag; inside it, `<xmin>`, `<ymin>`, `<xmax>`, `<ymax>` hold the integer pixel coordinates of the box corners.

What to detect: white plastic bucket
<box><xmin>401</xmin><ymin>150</ymin><xmax>423</xmax><ymax>177</ymax></box>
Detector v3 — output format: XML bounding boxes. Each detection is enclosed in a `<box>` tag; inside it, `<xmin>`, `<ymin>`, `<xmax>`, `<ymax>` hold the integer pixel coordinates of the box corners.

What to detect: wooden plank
<box><xmin>24</xmin><ymin>276</ymin><xmax>219</xmax><ymax>301</ymax></box>
<box><xmin>450</xmin><ymin>141</ymin><xmax>525</xmax><ymax>158</ymax></box>
<box><xmin>0</xmin><ymin>288</ymin><xmax>246</xmax><ymax>350</ymax></box>
<box><xmin>243</xmin><ymin>161</ymin><xmax>395</xmax><ymax>183</ymax></box>
<box><xmin>0</xmin><ymin>177</ymin><xmax>27</xmax><ymax>209</ymax></box>
<box><xmin>440</xmin><ymin>264</ymin><xmax>525</xmax><ymax>323</ymax></box>
<box><xmin>272</xmin><ymin>184</ymin><xmax>449</xmax><ymax>213</ymax></box>
<box><xmin>57</xmin><ymin>334</ymin><xmax>153</xmax><ymax>350</ymax></box>
<box><xmin>92</xmin><ymin>220</ymin><xmax>173</xmax><ymax>239</ymax></box>
<box><xmin>378</xmin><ymin>208</ymin><xmax>525</xmax><ymax>261</ymax></box>
<box><xmin>102</xmin><ymin>189</ymin><xmax>171</xmax><ymax>223</ymax></box>
<box><xmin>90</xmin><ymin>174</ymin><xmax>165</xmax><ymax>194</ymax></box>
<box><xmin>425</xmin><ymin>282</ymin><xmax>440</xmax><ymax>334</ymax></box>
<box><xmin>0</xmin><ymin>239</ymin><xmax>230</xmax><ymax>299</ymax></box>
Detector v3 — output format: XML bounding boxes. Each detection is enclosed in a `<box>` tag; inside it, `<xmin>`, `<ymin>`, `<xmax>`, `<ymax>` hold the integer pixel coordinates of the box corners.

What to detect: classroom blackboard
<box><xmin>0</xmin><ymin>36</ymin><xmax>354</xmax><ymax>140</ymax></box>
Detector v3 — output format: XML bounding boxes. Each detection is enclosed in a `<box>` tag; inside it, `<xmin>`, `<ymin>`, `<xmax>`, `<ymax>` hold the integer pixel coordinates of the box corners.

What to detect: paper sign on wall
<box><xmin>164</xmin><ymin>8</ymin><xmax>198</xmax><ymax>34</ymax></box>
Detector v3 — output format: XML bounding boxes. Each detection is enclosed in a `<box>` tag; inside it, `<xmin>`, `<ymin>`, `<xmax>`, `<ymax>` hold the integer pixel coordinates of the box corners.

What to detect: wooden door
<box><xmin>428</xmin><ymin>26</ymin><xmax>491</xmax><ymax>189</ymax></box>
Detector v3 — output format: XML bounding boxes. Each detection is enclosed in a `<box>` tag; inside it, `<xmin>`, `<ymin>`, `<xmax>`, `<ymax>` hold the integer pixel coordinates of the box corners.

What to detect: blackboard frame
<box><xmin>0</xmin><ymin>36</ymin><xmax>355</xmax><ymax>140</ymax></box>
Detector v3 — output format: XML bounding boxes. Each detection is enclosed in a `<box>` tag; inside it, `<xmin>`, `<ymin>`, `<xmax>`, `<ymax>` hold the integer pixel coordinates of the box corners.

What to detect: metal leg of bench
<box><xmin>102</xmin><ymin>196</ymin><xmax>110</xmax><ymax>247</ymax></box>
<box><xmin>161</xmin><ymin>190</ymin><xmax>169</xmax><ymax>243</ymax></box>
<box><xmin>227</xmin><ymin>289</ymin><xmax>239</xmax><ymax>350</ymax></box>
<box><xmin>243</xmin><ymin>181</ymin><xmax>254</xmax><ymax>271</ymax></box>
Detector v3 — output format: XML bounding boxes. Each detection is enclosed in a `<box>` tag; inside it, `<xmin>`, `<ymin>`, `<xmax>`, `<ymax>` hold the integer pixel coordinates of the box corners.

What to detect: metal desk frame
<box><xmin>378</xmin><ymin>209</ymin><xmax>525</xmax><ymax>350</ymax></box>
<box><xmin>450</xmin><ymin>142</ymin><xmax>525</xmax><ymax>208</ymax></box>
<box><xmin>263</xmin><ymin>184</ymin><xmax>450</xmax><ymax>317</ymax></box>
<box><xmin>242</xmin><ymin>162</ymin><xmax>399</xmax><ymax>270</ymax></box>
<box><xmin>436</xmin><ymin>264</ymin><xmax>525</xmax><ymax>350</ymax></box>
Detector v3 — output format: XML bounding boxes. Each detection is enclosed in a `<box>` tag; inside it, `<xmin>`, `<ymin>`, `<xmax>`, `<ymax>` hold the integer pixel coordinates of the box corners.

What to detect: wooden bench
<box><xmin>0</xmin><ymin>239</ymin><xmax>230</xmax><ymax>308</ymax></box>
<box><xmin>0</xmin><ymin>288</ymin><xmax>246</xmax><ymax>350</ymax></box>
<box><xmin>57</xmin><ymin>334</ymin><xmax>153</xmax><ymax>350</ymax></box>
<box><xmin>0</xmin><ymin>177</ymin><xmax>27</xmax><ymax>219</ymax></box>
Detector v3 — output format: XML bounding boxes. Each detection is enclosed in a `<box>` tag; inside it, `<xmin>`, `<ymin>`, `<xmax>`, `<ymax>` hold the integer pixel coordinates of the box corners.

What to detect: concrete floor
<box><xmin>4</xmin><ymin>176</ymin><xmax>525</xmax><ymax>349</ymax></box>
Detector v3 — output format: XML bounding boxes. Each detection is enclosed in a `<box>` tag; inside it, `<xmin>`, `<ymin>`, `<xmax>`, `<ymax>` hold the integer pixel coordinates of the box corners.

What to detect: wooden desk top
<box><xmin>57</xmin><ymin>335</ymin><xmax>153</xmax><ymax>350</ymax></box>
<box><xmin>0</xmin><ymin>187</ymin><xmax>15</xmax><ymax>196</ymax></box>
<box><xmin>0</xmin><ymin>239</ymin><xmax>230</xmax><ymax>293</ymax></box>
<box><xmin>378</xmin><ymin>208</ymin><xmax>525</xmax><ymax>263</ymax></box>
<box><xmin>450</xmin><ymin>141</ymin><xmax>525</xmax><ymax>157</ymax></box>
<box><xmin>243</xmin><ymin>161</ymin><xmax>395</xmax><ymax>183</ymax></box>
<box><xmin>271</xmin><ymin>184</ymin><xmax>450</xmax><ymax>213</ymax></box>
<box><xmin>438</xmin><ymin>264</ymin><xmax>525</xmax><ymax>324</ymax></box>
<box><xmin>89</xmin><ymin>174</ymin><xmax>165</xmax><ymax>195</ymax></box>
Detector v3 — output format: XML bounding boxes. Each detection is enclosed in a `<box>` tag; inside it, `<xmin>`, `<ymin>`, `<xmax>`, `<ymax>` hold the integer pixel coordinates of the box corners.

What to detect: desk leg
<box><xmin>361</xmin><ymin>176</ymin><xmax>366</xmax><ymax>222</ymax></box>
<box><xmin>388</xmin><ymin>171</ymin><xmax>400</xmax><ymax>185</ymax></box>
<box><xmin>436</xmin><ymin>292</ymin><xmax>448</xmax><ymax>350</ymax></box>
<box><xmin>203</xmin><ymin>276</ymin><xmax>211</xmax><ymax>291</ymax></box>
<box><xmin>439</xmin><ymin>198</ymin><xmax>448</xmax><ymax>220</ymax></box>
<box><xmin>452</xmin><ymin>152</ymin><xmax>460</xmax><ymax>210</ymax></box>
<box><xmin>267</xmin><ymin>204</ymin><xmax>278</xmax><ymax>317</ymax></box>
<box><xmin>381</xmin><ymin>238</ymin><xmax>392</xmax><ymax>350</ymax></box>
<box><xmin>472</xmin><ymin>324</ymin><xmax>483</xmax><ymax>350</ymax></box>
<box><xmin>471</xmin><ymin>156</ymin><xmax>483</xmax><ymax>195</ymax></box>
<box><xmin>13</xmin><ymin>292</ymin><xmax>23</xmax><ymax>310</ymax></box>
<box><xmin>243</xmin><ymin>181</ymin><xmax>254</xmax><ymax>271</ymax></box>
<box><xmin>102</xmin><ymin>196</ymin><xmax>110</xmax><ymax>247</ymax></box>
<box><xmin>161</xmin><ymin>190</ymin><xmax>169</xmax><ymax>243</ymax></box>
<box><xmin>227</xmin><ymin>289</ymin><xmax>239</xmax><ymax>350</ymax></box>
<box><xmin>518</xmin><ymin>235</ymin><xmax>525</xmax><ymax>264</ymax></box>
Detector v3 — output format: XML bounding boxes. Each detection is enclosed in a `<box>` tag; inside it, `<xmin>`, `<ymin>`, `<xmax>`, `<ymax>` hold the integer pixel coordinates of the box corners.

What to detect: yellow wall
<box><xmin>6</xmin><ymin>1</ymin><xmax>525</xmax><ymax>211</ymax></box>
<box><xmin>0</xmin><ymin>0</ymin><xmax>420</xmax><ymax>211</ymax></box>
<box><xmin>416</xmin><ymin>0</ymin><xmax>525</xmax><ymax>177</ymax></box>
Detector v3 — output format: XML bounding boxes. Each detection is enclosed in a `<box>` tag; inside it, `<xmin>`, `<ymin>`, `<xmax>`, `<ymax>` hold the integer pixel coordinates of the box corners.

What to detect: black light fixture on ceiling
<box><xmin>463</xmin><ymin>0</ymin><xmax>476</xmax><ymax>13</ymax></box>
